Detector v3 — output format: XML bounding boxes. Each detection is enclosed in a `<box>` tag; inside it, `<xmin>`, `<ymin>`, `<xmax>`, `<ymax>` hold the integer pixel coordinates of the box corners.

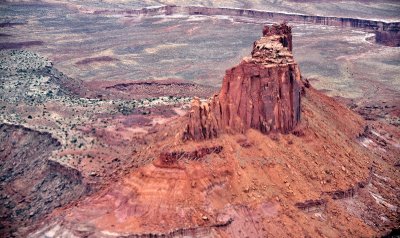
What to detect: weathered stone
<box><xmin>184</xmin><ymin>23</ymin><xmax>303</xmax><ymax>140</ymax></box>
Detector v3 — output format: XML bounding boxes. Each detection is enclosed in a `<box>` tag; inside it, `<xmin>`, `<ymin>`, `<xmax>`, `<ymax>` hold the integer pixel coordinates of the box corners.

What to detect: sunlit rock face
<box><xmin>184</xmin><ymin>23</ymin><xmax>303</xmax><ymax>140</ymax></box>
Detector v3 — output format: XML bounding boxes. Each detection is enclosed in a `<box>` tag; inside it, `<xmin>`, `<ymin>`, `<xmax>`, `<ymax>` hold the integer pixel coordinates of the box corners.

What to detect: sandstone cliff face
<box><xmin>184</xmin><ymin>23</ymin><xmax>303</xmax><ymax>140</ymax></box>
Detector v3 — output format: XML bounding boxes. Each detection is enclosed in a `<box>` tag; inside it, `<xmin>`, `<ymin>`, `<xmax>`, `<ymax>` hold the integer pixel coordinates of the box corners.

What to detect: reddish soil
<box><xmin>20</xmin><ymin>24</ymin><xmax>399</xmax><ymax>238</ymax></box>
<box><xmin>28</xmin><ymin>86</ymin><xmax>400</xmax><ymax>237</ymax></box>
<box><xmin>2</xmin><ymin>21</ymin><xmax>398</xmax><ymax>238</ymax></box>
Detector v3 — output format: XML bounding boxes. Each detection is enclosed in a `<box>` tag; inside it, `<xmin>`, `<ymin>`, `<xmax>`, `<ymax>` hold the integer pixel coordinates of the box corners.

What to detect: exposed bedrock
<box><xmin>184</xmin><ymin>23</ymin><xmax>303</xmax><ymax>140</ymax></box>
<box><xmin>102</xmin><ymin>5</ymin><xmax>400</xmax><ymax>47</ymax></box>
<box><xmin>159</xmin><ymin>146</ymin><xmax>223</xmax><ymax>165</ymax></box>
<box><xmin>178</xmin><ymin>6</ymin><xmax>400</xmax><ymax>47</ymax></box>
<box><xmin>176</xmin><ymin>5</ymin><xmax>399</xmax><ymax>31</ymax></box>
<box><xmin>0</xmin><ymin>124</ymin><xmax>89</xmax><ymax>236</ymax></box>
<box><xmin>375</xmin><ymin>29</ymin><xmax>400</xmax><ymax>47</ymax></box>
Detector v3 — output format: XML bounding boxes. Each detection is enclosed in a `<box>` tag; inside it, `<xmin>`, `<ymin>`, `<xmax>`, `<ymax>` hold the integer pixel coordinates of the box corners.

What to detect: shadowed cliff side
<box><xmin>184</xmin><ymin>23</ymin><xmax>303</xmax><ymax>140</ymax></box>
<box><xmin>0</xmin><ymin>124</ymin><xmax>90</xmax><ymax>237</ymax></box>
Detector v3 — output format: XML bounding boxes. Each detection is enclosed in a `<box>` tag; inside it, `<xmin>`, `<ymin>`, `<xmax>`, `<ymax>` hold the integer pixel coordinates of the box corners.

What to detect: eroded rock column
<box><xmin>184</xmin><ymin>23</ymin><xmax>303</xmax><ymax>140</ymax></box>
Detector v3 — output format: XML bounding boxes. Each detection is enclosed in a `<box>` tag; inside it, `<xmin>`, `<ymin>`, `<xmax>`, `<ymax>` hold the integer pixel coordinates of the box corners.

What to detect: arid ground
<box><xmin>0</xmin><ymin>1</ymin><xmax>399</xmax><ymax>237</ymax></box>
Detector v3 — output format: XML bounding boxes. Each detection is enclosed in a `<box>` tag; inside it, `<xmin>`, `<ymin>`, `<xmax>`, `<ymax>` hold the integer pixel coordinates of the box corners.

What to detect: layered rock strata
<box><xmin>99</xmin><ymin>5</ymin><xmax>400</xmax><ymax>47</ymax></box>
<box><xmin>184</xmin><ymin>23</ymin><xmax>303</xmax><ymax>140</ymax></box>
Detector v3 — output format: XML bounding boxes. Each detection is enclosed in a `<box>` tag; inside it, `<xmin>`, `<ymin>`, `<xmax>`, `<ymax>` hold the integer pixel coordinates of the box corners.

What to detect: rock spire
<box><xmin>184</xmin><ymin>23</ymin><xmax>303</xmax><ymax>140</ymax></box>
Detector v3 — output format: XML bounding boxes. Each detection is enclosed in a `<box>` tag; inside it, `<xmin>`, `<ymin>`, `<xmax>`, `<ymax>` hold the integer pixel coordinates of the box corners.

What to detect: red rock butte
<box><xmin>184</xmin><ymin>23</ymin><xmax>303</xmax><ymax>140</ymax></box>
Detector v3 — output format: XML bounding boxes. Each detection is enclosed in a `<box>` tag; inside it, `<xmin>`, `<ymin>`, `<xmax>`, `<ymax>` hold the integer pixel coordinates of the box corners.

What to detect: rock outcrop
<box><xmin>375</xmin><ymin>29</ymin><xmax>400</xmax><ymax>47</ymax></box>
<box><xmin>104</xmin><ymin>5</ymin><xmax>400</xmax><ymax>47</ymax></box>
<box><xmin>184</xmin><ymin>23</ymin><xmax>303</xmax><ymax>140</ymax></box>
<box><xmin>0</xmin><ymin>124</ymin><xmax>89</xmax><ymax>236</ymax></box>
